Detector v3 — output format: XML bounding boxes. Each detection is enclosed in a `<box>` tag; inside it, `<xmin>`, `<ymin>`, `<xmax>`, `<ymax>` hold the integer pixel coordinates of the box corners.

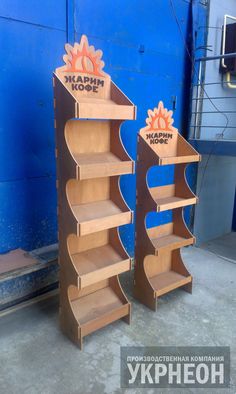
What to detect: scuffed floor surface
<box><xmin>201</xmin><ymin>232</ymin><xmax>236</xmax><ymax>263</ymax></box>
<box><xmin>0</xmin><ymin>246</ymin><xmax>235</xmax><ymax>394</ymax></box>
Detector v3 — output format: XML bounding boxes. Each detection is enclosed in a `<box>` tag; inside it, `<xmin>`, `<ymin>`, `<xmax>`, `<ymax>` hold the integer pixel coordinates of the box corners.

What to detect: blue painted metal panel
<box><xmin>0</xmin><ymin>177</ymin><xmax>57</xmax><ymax>253</ymax></box>
<box><xmin>72</xmin><ymin>0</ymin><xmax>194</xmax><ymax>254</ymax></box>
<box><xmin>0</xmin><ymin>19</ymin><xmax>65</xmax><ymax>182</ymax></box>
<box><xmin>0</xmin><ymin>11</ymin><xmax>66</xmax><ymax>253</ymax></box>
<box><xmin>0</xmin><ymin>0</ymin><xmax>201</xmax><ymax>258</ymax></box>
<box><xmin>0</xmin><ymin>0</ymin><xmax>66</xmax><ymax>30</ymax></box>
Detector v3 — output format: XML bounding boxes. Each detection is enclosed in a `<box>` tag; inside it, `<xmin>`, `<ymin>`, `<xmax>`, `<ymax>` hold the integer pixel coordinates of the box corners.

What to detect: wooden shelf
<box><xmin>70</xmin><ymin>286</ymin><xmax>129</xmax><ymax>336</ymax></box>
<box><xmin>149</xmin><ymin>271</ymin><xmax>192</xmax><ymax>297</ymax></box>
<box><xmin>149</xmin><ymin>185</ymin><xmax>197</xmax><ymax>212</ymax></box>
<box><xmin>147</xmin><ymin>221</ymin><xmax>194</xmax><ymax>252</ymax></box>
<box><xmin>74</xmin><ymin>152</ymin><xmax>133</xmax><ymax>180</ymax></box>
<box><xmin>150</xmin><ymin>233</ymin><xmax>194</xmax><ymax>251</ymax></box>
<box><xmin>159</xmin><ymin>155</ymin><xmax>200</xmax><ymax>165</ymax></box>
<box><xmin>71</xmin><ymin>200</ymin><xmax>132</xmax><ymax>236</ymax></box>
<box><xmin>155</xmin><ymin>196</ymin><xmax>197</xmax><ymax>212</ymax></box>
<box><xmin>138</xmin><ymin>102</ymin><xmax>200</xmax><ymax>167</ymax></box>
<box><xmin>71</xmin><ymin>244</ymin><xmax>131</xmax><ymax>288</ymax></box>
<box><xmin>76</xmin><ymin>99</ymin><xmax>135</xmax><ymax>120</ymax></box>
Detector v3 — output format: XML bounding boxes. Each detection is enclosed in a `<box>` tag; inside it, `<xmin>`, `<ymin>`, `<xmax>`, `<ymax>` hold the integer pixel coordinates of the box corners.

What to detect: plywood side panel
<box><xmin>67</xmin><ymin>231</ymin><xmax>109</xmax><ymax>254</ymax></box>
<box><xmin>65</xmin><ymin>120</ymin><xmax>110</xmax><ymax>155</ymax></box>
<box><xmin>67</xmin><ymin>178</ymin><xmax>110</xmax><ymax>205</ymax></box>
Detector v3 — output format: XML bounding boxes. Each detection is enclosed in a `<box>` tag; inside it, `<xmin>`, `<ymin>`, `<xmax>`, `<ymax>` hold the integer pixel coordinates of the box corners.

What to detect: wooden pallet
<box><xmin>54</xmin><ymin>35</ymin><xmax>136</xmax><ymax>348</ymax></box>
<box><xmin>134</xmin><ymin>101</ymin><xmax>200</xmax><ymax>311</ymax></box>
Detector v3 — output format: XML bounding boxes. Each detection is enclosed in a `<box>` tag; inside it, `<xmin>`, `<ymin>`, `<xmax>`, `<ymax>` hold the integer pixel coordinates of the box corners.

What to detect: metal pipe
<box><xmin>192</xmin><ymin>96</ymin><xmax>236</xmax><ymax>100</ymax></box>
<box><xmin>190</xmin><ymin>125</ymin><xmax>235</xmax><ymax>128</ymax></box>
<box><xmin>194</xmin><ymin>61</ymin><xmax>202</xmax><ymax>139</ymax></box>
<box><xmin>193</xmin><ymin>61</ymin><xmax>201</xmax><ymax>138</ymax></box>
<box><xmin>196</xmin><ymin>51</ymin><xmax>236</xmax><ymax>62</ymax></box>
<box><xmin>193</xmin><ymin>81</ymin><xmax>234</xmax><ymax>86</ymax></box>
<box><xmin>221</xmin><ymin>15</ymin><xmax>228</xmax><ymax>69</ymax></box>
<box><xmin>192</xmin><ymin>110</ymin><xmax>236</xmax><ymax>114</ymax></box>
<box><xmin>226</xmin><ymin>71</ymin><xmax>236</xmax><ymax>88</ymax></box>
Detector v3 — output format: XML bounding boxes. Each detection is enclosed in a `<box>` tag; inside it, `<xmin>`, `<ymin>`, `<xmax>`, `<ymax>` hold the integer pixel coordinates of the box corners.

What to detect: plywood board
<box><xmin>0</xmin><ymin>249</ymin><xmax>37</xmax><ymax>275</ymax></box>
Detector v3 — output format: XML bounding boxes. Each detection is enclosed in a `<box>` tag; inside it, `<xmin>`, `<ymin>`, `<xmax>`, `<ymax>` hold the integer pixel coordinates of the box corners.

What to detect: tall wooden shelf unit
<box><xmin>53</xmin><ymin>35</ymin><xmax>136</xmax><ymax>349</ymax></box>
<box><xmin>134</xmin><ymin>102</ymin><xmax>200</xmax><ymax>311</ymax></box>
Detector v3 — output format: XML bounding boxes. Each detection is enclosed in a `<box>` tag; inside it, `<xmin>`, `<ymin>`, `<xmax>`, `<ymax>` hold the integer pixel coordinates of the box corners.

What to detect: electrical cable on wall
<box><xmin>169</xmin><ymin>0</ymin><xmax>229</xmax><ymax>196</ymax></box>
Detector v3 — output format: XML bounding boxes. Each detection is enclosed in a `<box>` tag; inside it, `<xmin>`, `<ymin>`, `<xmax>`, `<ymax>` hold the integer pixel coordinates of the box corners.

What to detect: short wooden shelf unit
<box><xmin>134</xmin><ymin>101</ymin><xmax>200</xmax><ymax>311</ymax></box>
<box><xmin>53</xmin><ymin>35</ymin><xmax>136</xmax><ymax>348</ymax></box>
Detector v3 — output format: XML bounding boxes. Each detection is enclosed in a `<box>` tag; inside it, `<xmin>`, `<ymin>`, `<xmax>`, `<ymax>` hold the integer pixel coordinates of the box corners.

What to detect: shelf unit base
<box><xmin>67</xmin><ymin>283</ymin><xmax>131</xmax><ymax>348</ymax></box>
<box><xmin>134</xmin><ymin>248</ymin><xmax>193</xmax><ymax>310</ymax></box>
<box><xmin>133</xmin><ymin>271</ymin><xmax>192</xmax><ymax>312</ymax></box>
<box><xmin>149</xmin><ymin>271</ymin><xmax>192</xmax><ymax>297</ymax></box>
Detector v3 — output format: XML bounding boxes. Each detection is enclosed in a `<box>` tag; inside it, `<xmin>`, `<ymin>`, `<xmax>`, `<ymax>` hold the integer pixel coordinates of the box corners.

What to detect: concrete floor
<box><xmin>0</xmin><ymin>246</ymin><xmax>235</xmax><ymax>394</ymax></box>
<box><xmin>201</xmin><ymin>232</ymin><xmax>236</xmax><ymax>263</ymax></box>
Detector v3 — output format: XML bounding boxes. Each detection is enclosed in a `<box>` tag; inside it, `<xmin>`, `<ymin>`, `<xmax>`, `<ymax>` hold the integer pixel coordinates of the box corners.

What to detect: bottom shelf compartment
<box><xmin>149</xmin><ymin>271</ymin><xmax>192</xmax><ymax>297</ymax></box>
<box><xmin>67</xmin><ymin>277</ymin><xmax>130</xmax><ymax>345</ymax></box>
<box><xmin>144</xmin><ymin>249</ymin><xmax>192</xmax><ymax>299</ymax></box>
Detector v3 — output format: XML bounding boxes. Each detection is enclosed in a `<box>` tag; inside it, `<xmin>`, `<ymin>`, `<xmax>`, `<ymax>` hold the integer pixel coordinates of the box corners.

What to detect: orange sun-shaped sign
<box><xmin>63</xmin><ymin>35</ymin><xmax>105</xmax><ymax>77</ymax></box>
<box><xmin>145</xmin><ymin>101</ymin><xmax>176</xmax><ymax>132</ymax></box>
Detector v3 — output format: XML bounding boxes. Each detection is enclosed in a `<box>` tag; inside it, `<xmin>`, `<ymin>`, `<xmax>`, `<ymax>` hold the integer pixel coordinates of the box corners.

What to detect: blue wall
<box><xmin>0</xmin><ymin>0</ymin><xmax>196</xmax><ymax>257</ymax></box>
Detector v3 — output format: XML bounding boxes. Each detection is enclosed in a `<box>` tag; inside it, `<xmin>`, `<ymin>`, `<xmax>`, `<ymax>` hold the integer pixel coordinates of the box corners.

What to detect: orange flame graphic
<box><xmin>146</xmin><ymin>101</ymin><xmax>175</xmax><ymax>131</ymax></box>
<box><xmin>63</xmin><ymin>35</ymin><xmax>105</xmax><ymax>76</ymax></box>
